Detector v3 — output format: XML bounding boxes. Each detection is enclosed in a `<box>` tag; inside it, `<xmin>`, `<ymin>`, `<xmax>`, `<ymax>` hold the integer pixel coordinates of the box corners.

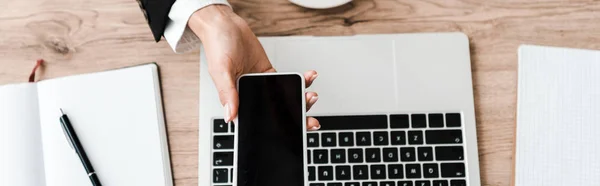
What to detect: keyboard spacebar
<box><xmin>313</xmin><ymin>115</ymin><xmax>388</xmax><ymax>130</ymax></box>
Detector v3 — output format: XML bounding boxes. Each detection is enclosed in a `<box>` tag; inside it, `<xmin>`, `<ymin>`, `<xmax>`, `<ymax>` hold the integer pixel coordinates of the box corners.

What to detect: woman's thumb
<box><xmin>211</xmin><ymin>70</ymin><xmax>239</xmax><ymax>123</ymax></box>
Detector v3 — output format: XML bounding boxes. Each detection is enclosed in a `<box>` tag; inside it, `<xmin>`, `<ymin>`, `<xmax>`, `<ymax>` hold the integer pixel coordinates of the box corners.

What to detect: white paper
<box><xmin>36</xmin><ymin>64</ymin><xmax>172</xmax><ymax>186</ymax></box>
<box><xmin>0</xmin><ymin>83</ymin><xmax>46</xmax><ymax>186</ymax></box>
<box><xmin>515</xmin><ymin>45</ymin><xmax>600</xmax><ymax>186</ymax></box>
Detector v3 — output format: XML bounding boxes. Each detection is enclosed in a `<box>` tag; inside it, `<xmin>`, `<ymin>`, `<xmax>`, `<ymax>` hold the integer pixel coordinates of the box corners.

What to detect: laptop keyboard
<box><xmin>212</xmin><ymin>119</ymin><xmax>235</xmax><ymax>185</ymax></box>
<box><xmin>211</xmin><ymin>113</ymin><xmax>468</xmax><ymax>186</ymax></box>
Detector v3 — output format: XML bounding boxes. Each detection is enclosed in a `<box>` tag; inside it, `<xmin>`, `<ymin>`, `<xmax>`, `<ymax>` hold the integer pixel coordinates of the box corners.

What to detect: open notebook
<box><xmin>0</xmin><ymin>64</ymin><xmax>172</xmax><ymax>186</ymax></box>
<box><xmin>514</xmin><ymin>45</ymin><xmax>600</xmax><ymax>186</ymax></box>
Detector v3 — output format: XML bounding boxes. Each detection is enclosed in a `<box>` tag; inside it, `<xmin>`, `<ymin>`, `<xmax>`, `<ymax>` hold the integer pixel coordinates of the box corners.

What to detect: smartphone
<box><xmin>234</xmin><ymin>73</ymin><xmax>307</xmax><ymax>186</ymax></box>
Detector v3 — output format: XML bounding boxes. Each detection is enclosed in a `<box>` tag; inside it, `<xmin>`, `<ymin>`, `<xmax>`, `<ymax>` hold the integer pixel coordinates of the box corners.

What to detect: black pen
<box><xmin>60</xmin><ymin>109</ymin><xmax>102</xmax><ymax>186</ymax></box>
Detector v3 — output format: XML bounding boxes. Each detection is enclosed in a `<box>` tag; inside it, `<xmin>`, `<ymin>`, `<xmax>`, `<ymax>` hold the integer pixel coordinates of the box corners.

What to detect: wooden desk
<box><xmin>1</xmin><ymin>0</ymin><xmax>599</xmax><ymax>185</ymax></box>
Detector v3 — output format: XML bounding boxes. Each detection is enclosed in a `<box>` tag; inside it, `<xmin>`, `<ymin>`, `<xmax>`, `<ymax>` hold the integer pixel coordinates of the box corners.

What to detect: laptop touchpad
<box><xmin>271</xmin><ymin>38</ymin><xmax>396</xmax><ymax>115</ymax></box>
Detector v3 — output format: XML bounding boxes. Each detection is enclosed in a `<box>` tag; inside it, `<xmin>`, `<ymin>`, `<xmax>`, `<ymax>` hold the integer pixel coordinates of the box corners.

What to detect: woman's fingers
<box><xmin>306</xmin><ymin>92</ymin><xmax>318</xmax><ymax>111</ymax></box>
<box><xmin>304</xmin><ymin>70</ymin><xmax>318</xmax><ymax>88</ymax></box>
<box><xmin>307</xmin><ymin>117</ymin><xmax>321</xmax><ymax>131</ymax></box>
<box><xmin>304</xmin><ymin>71</ymin><xmax>319</xmax><ymax>131</ymax></box>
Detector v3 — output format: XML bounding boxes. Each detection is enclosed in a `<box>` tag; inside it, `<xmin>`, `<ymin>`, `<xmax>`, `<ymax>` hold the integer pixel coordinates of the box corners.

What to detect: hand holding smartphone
<box><xmin>235</xmin><ymin>73</ymin><xmax>309</xmax><ymax>186</ymax></box>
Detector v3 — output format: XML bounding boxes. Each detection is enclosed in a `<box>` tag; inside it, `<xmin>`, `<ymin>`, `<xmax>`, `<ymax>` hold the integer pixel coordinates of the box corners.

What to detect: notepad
<box><xmin>514</xmin><ymin>45</ymin><xmax>600</xmax><ymax>186</ymax></box>
<box><xmin>0</xmin><ymin>64</ymin><xmax>172</xmax><ymax>186</ymax></box>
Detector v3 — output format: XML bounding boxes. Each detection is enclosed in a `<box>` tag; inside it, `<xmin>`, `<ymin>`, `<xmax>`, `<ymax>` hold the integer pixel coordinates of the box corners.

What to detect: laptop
<box><xmin>199</xmin><ymin>33</ymin><xmax>481</xmax><ymax>186</ymax></box>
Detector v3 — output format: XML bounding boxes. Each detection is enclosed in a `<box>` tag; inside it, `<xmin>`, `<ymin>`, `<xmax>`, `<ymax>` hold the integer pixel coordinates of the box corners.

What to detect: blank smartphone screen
<box><xmin>237</xmin><ymin>74</ymin><xmax>305</xmax><ymax>186</ymax></box>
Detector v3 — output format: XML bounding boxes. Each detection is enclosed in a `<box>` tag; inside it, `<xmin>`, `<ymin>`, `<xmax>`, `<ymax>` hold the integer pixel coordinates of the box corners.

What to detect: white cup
<box><xmin>289</xmin><ymin>0</ymin><xmax>353</xmax><ymax>9</ymax></box>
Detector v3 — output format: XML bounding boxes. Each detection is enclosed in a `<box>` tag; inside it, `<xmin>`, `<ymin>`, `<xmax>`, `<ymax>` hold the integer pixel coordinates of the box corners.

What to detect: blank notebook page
<box><xmin>515</xmin><ymin>45</ymin><xmax>600</xmax><ymax>186</ymax></box>
<box><xmin>36</xmin><ymin>64</ymin><xmax>171</xmax><ymax>186</ymax></box>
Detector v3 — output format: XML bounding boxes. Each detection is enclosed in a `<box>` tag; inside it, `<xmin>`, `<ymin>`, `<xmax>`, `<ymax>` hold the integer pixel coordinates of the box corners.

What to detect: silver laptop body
<box><xmin>199</xmin><ymin>33</ymin><xmax>481</xmax><ymax>186</ymax></box>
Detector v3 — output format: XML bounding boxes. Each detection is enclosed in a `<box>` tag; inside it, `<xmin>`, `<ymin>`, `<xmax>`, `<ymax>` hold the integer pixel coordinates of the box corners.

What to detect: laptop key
<box><xmin>408</xmin><ymin>131</ymin><xmax>423</xmax><ymax>145</ymax></box>
<box><xmin>373</xmin><ymin>132</ymin><xmax>389</xmax><ymax>145</ymax></box>
<box><xmin>398</xmin><ymin>181</ymin><xmax>413</xmax><ymax>186</ymax></box>
<box><xmin>370</xmin><ymin>164</ymin><xmax>386</xmax><ymax>179</ymax></box>
<box><xmin>435</xmin><ymin>146</ymin><xmax>464</xmax><ymax>161</ymax></box>
<box><xmin>339</xmin><ymin>132</ymin><xmax>354</xmax><ymax>146</ymax></box>
<box><xmin>449</xmin><ymin>180</ymin><xmax>466</xmax><ymax>186</ymax></box>
<box><xmin>352</xmin><ymin>165</ymin><xmax>369</xmax><ymax>180</ymax></box>
<box><xmin>230</xmin><ymin>122</ymin><xmax>235</xmax><ymax>133</ymax></box>
<box><xmin>230</xmin><ymin>168</ymin><xmax>233</xmax><ymax>182</ymax></box>
<box><xmin>213</xmin><ymin>168</ymin><xmax>228</xmax><ymax>183</ymax></box>
<box><xmin>381</xmin><ymin>181</ymin><xmax>395</xmax><ymax>186</ymax></box>
<box><xmin>383</xmin><ymin>148</ymin><xmax>399</xmax><ymax>162</ymax></box>
<box><xmin>425</xmin><ymin>130</ymin><xmax>462</xmax><ymax>144</ymax></box>
<box><xmin>345</xmin><ymin>183</ymin><xmax>360</xmax><ymax>186</ymax></box>
<box><xmin>400</xmin><ymin>147</ymin><xmax>416</xmax><ymax>162</ymax></box>
<box><xmin>417</xmin><ymin>147</ymin><xmax>434</xmax><ymax>161</ymax></box>
<box><xmin>307</xmin><ymin>150</ymin><xmax>311</xmax><ymax>164</ymax></box>
<box><xmin>423</xmin><ymin>163</ymin><xmax>439</xmax><ymax>178</ymax></box>
<box><xmin>405</xmin><ymin>164</ymin><xmax>421</xmax><ymax>178</ymax></box>
<box><xmin>415</xmin><ymin>181</ymin><xmax>430</xmax><ymax>186</ymax></box>
<box><xmin>432</xmin><ymin>180</ymin><xmax>448</xmax><ymax>186</ymax></box>
<box><xmin>366</xmin><ymin>148</ymin><xmax>381</xmax><ymax>162</ymax></box>
<box><xmin>213</xmin><ymin>119</ymin><xmax>228</xmax><ymax>133</ymax></box>
<box><xmin>328</xmin><ymin>183</ymin><xmax>343</xmax><ymax>186</ymax></box>
<box><xmin>441</xmin><ymin>163</ymin><xmax>466</xmax><ymax>178</ymax></box>
<box><xmin>390</xmin><ymin>114</ymin><xmax>410</xmax><ymax>128</ymax></box>
<box><xmin>411</xmin><ymin>114</ymin><xmax>426</xmax><ymax>128</ymax></box>
<box><xmin>388</xmin><ymin>164</ymin><xmax>404</xmax><ymax>179</ymax></box>
<box><xmin>213</xmin><ymin>152</ymin><xmax>233</xmax><ymax>166</ymax></box>
<box><xmin>445</xmin><ymin>113</ymin><xmax>461</xmax><ymax>127</ymax></box>
<box><xmin>331</xmin><ymin>149</ymin><xmax>346</xmax><ymax>163</ymax></box>
<box><xmin>390</xmin><ymin>131</ymin><xmax>406</xmax><ymax>145</ymax></box>
<box><xmin>310</xmin><ymin>184</ymin><xmax>325</xmax><ymax>186</ymax></box>
<box><xmin>363</xmin><ymin>182</ymin><xmax>378</xmax><ymax>186</ymax></box>
<box><xmin>322</xmin><ymin>133</ymin><xmax>337</xmax><ymax>147</ymax></box>
<box><xmin>308</xmin><ymin>133</ymin><xmax>320</xmax><ymax>147</ymax></box>
<box><xmin>308</xmin><ymin>166</ymin><xmax>316</xmax><ymax>181</ymax></box>
<box><xmin>348</xmin><ymin>148</ymin><xmax>364</xmax><ymax>163</ymax></box>
<box><xmin>428</xmin><ymin>114</ymin><xmax>444</xmax><ymax>128</ymax></box>
<box><xmin>213</xmin><ymin>135</ymin><xmax>234</xmax><ymax>149</ymax></box>
<box><xmin>356</xmin><ymin>132</ymin><xmax>372</xmax><ymax>146</ymax></box>
<box><xmin>318</xmin><ymin>166</ymin><xmax>334</xmax><ymax>181</ymax></box>
<box><xmin>314</xmin><ymin>115</ymin><xmax>388</xmax><ymax>130</ymax></box>
<box><xmin>313</xmin><ymin>149</ymin><xmax>328</xmax><ymax>164</ymax></box>
<box><xmin>335</xmin><ymin>165</ymin><xmax>351</xmax><ymax>180</ymax></box>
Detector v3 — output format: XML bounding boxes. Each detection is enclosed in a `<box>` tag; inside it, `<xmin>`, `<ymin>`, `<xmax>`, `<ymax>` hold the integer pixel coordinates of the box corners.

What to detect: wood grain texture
<box><xmin>1</xmin><ymin>0</ymin><xmax>599</xmax><ymax>185</ymax></box>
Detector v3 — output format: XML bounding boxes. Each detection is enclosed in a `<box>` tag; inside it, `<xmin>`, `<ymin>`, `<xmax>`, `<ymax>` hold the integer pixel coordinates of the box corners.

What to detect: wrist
<box><xmin>188</xmin><ymin>4</ymin><xmax>234</xmax><ymax>39</ymax></box>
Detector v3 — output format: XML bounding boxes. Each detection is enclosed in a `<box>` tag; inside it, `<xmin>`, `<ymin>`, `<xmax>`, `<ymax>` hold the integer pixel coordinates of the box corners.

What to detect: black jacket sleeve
<box><xmin>136</xmin><ymin>0</ymin><xmax>177</xmax><ymax>42</ymax></box>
